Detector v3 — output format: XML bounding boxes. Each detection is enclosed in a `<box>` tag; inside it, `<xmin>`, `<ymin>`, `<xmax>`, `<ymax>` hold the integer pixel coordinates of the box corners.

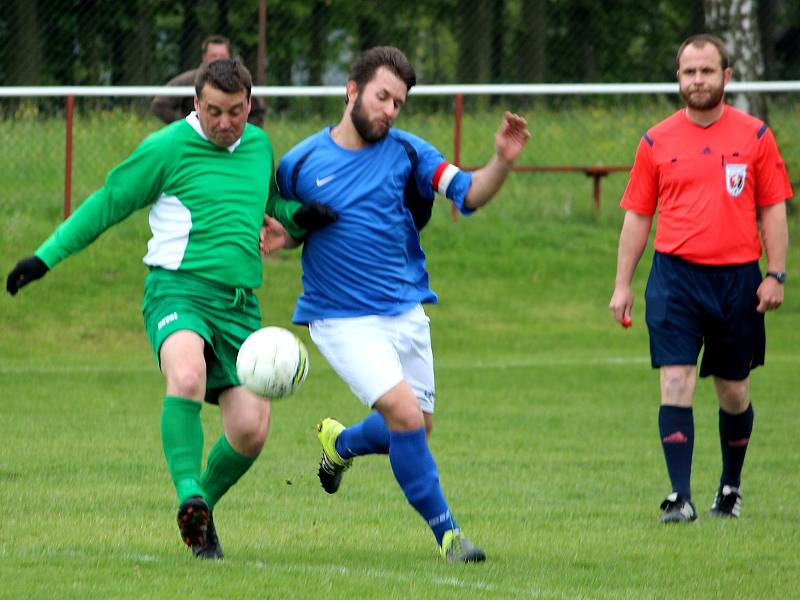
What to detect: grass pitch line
<box><xmin>0</xmin><ymin>545</ymin><xmax>575</xmax><ymax>599</ymax></box>
<box><xmin>442</xmin><ymin>353</ymin><xmax>800</xmax><ymax>370</ymax></box>
<box><xmin>248</xmin><ymin>560</ymin><xmax>581</xmax><ymax>598</ymax></box>
<box><xmin>1</xmin><ymin>353</ymin><xmax>799</xmax><ymax>375</ymax></box>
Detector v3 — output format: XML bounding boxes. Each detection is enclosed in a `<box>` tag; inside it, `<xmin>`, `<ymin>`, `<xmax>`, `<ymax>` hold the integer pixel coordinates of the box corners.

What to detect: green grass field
<box><xmin>1</xmin><ymin>108</ymin><xmax>799</xmax><ymax>599</ymax></box>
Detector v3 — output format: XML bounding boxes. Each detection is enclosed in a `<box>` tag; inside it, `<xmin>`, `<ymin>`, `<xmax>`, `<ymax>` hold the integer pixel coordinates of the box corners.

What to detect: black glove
<box><xmin>6</xmin><ymin>256</ymin><xmax>49</xmax><ymax>295</ymax></box>
<box><xmin>292</xmin><ymin>202</ymin><xmax>338</xmax><ymax>231</ymax></box>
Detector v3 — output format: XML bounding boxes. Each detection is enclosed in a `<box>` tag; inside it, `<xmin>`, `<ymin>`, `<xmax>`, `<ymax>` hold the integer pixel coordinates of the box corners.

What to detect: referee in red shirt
<box><xmin>609</xmin><ymin>34</ymin><xmax>792</xmax><ymax>523</ymax></box>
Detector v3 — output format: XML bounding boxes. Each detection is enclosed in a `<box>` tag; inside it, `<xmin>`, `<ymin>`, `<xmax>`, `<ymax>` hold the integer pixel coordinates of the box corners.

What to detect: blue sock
<box><xmin>659</xmin><ymin>405</ymin><xmax>694</xmax><ymax>500</ymax></box>
<box><xmin>336</xmin><ymin>411</ymin><xmax>390</xmax><ymax>459</ymax></box>
<box><xmin>718</xmin><ymin>404</ymin><xmax>753</xmax><ymax>489</ymax></box>
<box><xmin>388</xmin><ymin>428</ymin><xmax>457</xmax><ymax>545</ymax></box>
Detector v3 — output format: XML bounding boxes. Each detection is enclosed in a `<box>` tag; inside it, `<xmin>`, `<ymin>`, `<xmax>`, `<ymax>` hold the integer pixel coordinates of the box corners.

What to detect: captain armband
<box><xmin>431</xmin><ymin>162</ymin><xmax>461</xmax><ymax>196</ymax></box>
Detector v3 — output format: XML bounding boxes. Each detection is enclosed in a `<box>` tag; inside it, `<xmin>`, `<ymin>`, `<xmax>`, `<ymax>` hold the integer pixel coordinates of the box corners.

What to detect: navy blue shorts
<box><xmin>645</xmin><ymin>252</ymin><xmax>765</xmax><ymax>380</ymax></box>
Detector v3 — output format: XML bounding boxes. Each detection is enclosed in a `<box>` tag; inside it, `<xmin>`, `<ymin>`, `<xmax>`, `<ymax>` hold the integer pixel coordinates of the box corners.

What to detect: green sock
<box><xmin>161</xmin><ymin>395</ymin><xmax>206</xmax><ymax>503</ymax></box>
<box><xmin>199</xmin><ymin>435</ymin><xmax>258</xmax><ymax>511</ymax></box>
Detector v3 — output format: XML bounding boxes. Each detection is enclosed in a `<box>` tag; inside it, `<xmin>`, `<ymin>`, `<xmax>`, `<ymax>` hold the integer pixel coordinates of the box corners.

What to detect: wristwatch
<box><xmin>766</xmin><ymin>271</ymin><xmax>787</xmax><ymax>284</ymax></box>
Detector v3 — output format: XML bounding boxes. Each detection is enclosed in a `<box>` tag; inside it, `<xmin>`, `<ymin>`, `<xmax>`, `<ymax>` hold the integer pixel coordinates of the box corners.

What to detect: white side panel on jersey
<box><xmin>143</xmin><ymin>194</ymin><xmax>192</xmax><ymax>270</ymax></box>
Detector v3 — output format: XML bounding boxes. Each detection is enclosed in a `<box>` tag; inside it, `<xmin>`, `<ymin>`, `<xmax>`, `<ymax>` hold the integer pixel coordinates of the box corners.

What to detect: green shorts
<box><xmin>142</xmin><ymin>268</ymin><xmax>261</xmax><ymax>404</ymax></box>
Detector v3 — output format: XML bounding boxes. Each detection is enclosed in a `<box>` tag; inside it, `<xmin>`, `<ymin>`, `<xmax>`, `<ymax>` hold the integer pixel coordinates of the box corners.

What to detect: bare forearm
<box><xmin>760</xmin><ymin>201</ymin><xmax>788</xmax><ymax>272</ymax></box>
<box><xmin>464</xmin><ymin>154</ymin><xmax>512</xmax><ymax>209</ymax></box>
<box><xmin>464</xmin><ymin>111</ymin><xmax>530</xmax><ymax>210</ymax></box>
<box><xmin>615</xmin><ymin>211</ymin><xmax>652</xmax><ymax>286</ymax></box>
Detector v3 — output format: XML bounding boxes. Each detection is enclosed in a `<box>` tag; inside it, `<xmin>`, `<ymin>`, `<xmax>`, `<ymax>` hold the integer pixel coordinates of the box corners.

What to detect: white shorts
<box><xmin>309</xmin><ymin>305</ymin><xmax>436</xmax><ymax>413</ymax></box>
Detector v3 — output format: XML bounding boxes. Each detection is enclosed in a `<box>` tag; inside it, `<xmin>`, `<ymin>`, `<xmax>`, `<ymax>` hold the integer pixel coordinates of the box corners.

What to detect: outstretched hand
<box><xmin>495</xmin><ymin>112</ymin><xmax>531</xmax><ymax>165</ymax></box>
<box><xmin>6</xmin><ymin>256</ymin><xmax>49</xmax><ymax>295</ymax></box>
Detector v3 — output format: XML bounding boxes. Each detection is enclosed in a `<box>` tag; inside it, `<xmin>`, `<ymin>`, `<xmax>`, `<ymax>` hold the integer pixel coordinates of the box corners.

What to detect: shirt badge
<box><xmin>725</xmin><ymin>164</ymin><xmax>747</xmax><ymax>197</ymax></box>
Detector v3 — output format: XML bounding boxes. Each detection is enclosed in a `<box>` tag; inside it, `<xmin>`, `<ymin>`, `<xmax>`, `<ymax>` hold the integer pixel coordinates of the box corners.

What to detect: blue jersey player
<box><xmin>276</xmin><ymin>46</ymin><xmax>530</xmax><ymax>563</ymax></box>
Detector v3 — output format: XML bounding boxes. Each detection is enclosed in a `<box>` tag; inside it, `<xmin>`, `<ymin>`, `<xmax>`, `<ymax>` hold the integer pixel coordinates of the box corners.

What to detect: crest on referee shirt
<box><xmin>725</xmin><ymin>164</ymin><xmax>747</xmax><ymax>197</ymax></box>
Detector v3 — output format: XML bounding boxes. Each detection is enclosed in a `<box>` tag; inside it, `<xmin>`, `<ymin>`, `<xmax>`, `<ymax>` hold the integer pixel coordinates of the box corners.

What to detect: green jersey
<box><xmin>36</xmin><ymin>114</ymin><xmax>304</xmax><ymax>290</ymax></box>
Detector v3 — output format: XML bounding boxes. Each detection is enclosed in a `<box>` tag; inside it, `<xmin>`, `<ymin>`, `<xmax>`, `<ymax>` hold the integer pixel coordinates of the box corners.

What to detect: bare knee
<box><xmin>166</xmin><ymin>366</ymin><xmax>206</xmax><ymax>400</ymax></box>
<box><xmin>231</xmin><ymin>420</ymin><xmax>268</xmax><ymax>457</ymax></box>
<box><xmin>660</xmin><ymin>365</ymin><xmax>696</xmax><ymax>407</ymax></box>
<box><xmin>375</xmin><ymin>381</ymin><xmax>425</xmax><ymax>432</ymax></box>
<box><xmin>160</xmin><ymin>331</ymin><xmax>207</xmax><ymax>401</ymax></box>
<box><xmin>220</xmin><ymin>388</ymin><xmax>270</xmax><ymax>457</ymax></box>
<box><xmin>715</xmin><ymin>377</ymin><xmax>750</xmax><ymax>414</ymax></box>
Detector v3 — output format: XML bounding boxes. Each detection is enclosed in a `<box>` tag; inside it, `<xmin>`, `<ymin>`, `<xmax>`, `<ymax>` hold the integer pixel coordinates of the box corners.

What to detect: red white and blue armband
<box><xmin>431</xmin><ymin>161</ymin><xmax>474</xmax><ymax>214</ymax></box>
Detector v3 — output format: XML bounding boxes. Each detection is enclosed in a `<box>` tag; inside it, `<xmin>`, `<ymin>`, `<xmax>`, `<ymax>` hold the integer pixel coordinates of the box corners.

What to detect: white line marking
<box><xmin>0</xmin><ymin>545</ymin><xmax>589</xmax><ymax>598</ymax></box>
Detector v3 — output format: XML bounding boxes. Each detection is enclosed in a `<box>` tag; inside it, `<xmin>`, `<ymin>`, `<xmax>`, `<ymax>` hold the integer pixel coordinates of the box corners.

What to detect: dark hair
<box><xmin>202</xmin><ymin>34</ymin><xmax>230</xmax><ymax>56</ymax></box>
<box><xmin>348</xmin><ymin>46</ymin><xmax>416</xmax><ymax>93</ymax></box>
<box><xmin>676</xmin><ymin>34</ymin><xmax>729</xmax><ymax>70</ymax></box>
<box><xmin>195</xmin><ymin>59</ymin><xmax>252</xmax><ymax>99</ymax></box>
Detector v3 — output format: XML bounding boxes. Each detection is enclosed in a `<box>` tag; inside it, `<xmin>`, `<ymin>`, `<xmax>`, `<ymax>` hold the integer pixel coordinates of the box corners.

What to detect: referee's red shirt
<box><xmin>621</xmin><ymin>105</ymin><xmax>792</xmax><ymax>265</ymax></box>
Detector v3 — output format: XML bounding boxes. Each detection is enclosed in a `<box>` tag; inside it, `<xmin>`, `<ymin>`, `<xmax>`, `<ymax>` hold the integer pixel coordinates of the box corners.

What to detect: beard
<box><xmin>350</xmin><ymin>93</ymin><xmax>390</xmax><ymax>143</ymax></box>
<box><xmin>680</xmin><ymin>82</ymin><xmax>725</xmax><ymax>111</ymax></box>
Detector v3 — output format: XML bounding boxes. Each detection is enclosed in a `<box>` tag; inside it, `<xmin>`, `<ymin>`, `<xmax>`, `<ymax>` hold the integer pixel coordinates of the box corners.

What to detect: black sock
<box><xmin>718</xmin><ymin>403</ymin><xmax>754</xmax><ymax>489</ymax></box>
<box><xmin>659</xmin><ymin>405</ymin><xmax>694</xmax><ymax>500</ymax></box>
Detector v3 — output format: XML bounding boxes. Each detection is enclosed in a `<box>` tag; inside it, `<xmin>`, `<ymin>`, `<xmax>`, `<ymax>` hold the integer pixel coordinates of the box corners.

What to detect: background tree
<box><xmin>1</xmin><ymin>0</ymin><xmax>799</xmax><ymax>120</ymax></box>
<box><xmin>704</xmin><ymin>0</ymin><xmax>768</xmax><ymax>120</ymax></box>
<box><xmin>4</xmin><ymin>0</ymin><xmax>43</xmax><ymax>85</ymax></box>
<box><xmin>514</xmin><ymin>0</ymin><xmax>547</xmax><ymax>83</ymax></box>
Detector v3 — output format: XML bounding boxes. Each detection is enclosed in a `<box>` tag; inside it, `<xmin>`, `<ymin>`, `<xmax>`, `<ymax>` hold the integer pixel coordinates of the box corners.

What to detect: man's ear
<box><xmin>194</xmin><ymin>96</ymin><xmax>200</xmax><ymax>112</ymax></box>
<box><xmin>345</xmin><ymin>80</ymin><xmax>358</xmax><ymax>105</ymax></box>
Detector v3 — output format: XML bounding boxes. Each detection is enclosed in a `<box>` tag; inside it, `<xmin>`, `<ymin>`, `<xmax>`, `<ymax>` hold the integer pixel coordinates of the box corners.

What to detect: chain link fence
<box><xmin>2</xmin><ymin>0</ymin><xmax>799</xmax><ymax>225</ymax></box>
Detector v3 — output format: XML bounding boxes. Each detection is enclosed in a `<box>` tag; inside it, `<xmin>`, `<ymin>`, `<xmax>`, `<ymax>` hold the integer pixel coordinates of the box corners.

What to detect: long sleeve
<box><xmin>36</xmin><ymin>134</ymin><xmax>170</xmax><ymax>268</ymax></box>
<box><xmin>265</xmin><ymin>169</ymin><xmax>305</xmax><ymax>240</ymax></box>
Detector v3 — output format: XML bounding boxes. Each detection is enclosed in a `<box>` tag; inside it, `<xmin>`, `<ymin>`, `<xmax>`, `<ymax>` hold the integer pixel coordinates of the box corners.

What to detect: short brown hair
<box><xmin>676</xmin><ymin>34</ymin><xmax>729</xmax><ymax>70</ymax></box>
<box><xmin>195</xmin><ymin>59</ymin><xmax>252</xmax><ymax>99</ymax></box>
<box><xmin>201</xmin><ymin>34</ymin><xmax>230</xmax><ymax>56</ymax></box>
<box><xmin>349</xmin><ymin>46</ymin><xmax>416</xmax><ymax>93</ymax></box>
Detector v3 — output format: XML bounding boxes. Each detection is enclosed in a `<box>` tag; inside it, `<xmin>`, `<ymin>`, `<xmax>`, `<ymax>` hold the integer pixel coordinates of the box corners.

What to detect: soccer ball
<box><xmin>236</xmin><ymin>327</ymin><xmax>309</xmax><ymax>399</ymax></box>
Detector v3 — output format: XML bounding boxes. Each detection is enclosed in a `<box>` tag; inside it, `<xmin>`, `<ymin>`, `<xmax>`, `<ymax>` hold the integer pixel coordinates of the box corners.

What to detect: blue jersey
<box><xmin>277</xmin><ymin>127</ymin><xmax>474</xmax><ymax>324</ymax></box>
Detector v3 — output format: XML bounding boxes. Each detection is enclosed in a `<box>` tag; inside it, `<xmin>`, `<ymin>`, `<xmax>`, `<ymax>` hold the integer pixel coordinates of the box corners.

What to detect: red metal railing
<box><xmin>450</xmin><ymin>93</ymin><xmax>629</xmax><ymax>221</ymax></box>
<box><xmin>61</xmin><ymin>92</ymin><xmax>630</xmax><ymax>221</ymax></box>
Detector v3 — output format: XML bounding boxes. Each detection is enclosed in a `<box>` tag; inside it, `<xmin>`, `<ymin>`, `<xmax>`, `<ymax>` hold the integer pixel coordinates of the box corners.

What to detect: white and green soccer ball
<box><xmin>236</xmin><ymin>326</ymin><xmax>309</xmax><ymax>399</ymax></box>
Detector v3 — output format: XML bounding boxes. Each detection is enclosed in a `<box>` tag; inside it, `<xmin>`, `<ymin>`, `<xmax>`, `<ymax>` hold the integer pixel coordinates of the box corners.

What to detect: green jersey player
<box><xmin>6</xmin><ymin>59</ymin><xmax>336</xmax><ymax>559</ymax></box>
